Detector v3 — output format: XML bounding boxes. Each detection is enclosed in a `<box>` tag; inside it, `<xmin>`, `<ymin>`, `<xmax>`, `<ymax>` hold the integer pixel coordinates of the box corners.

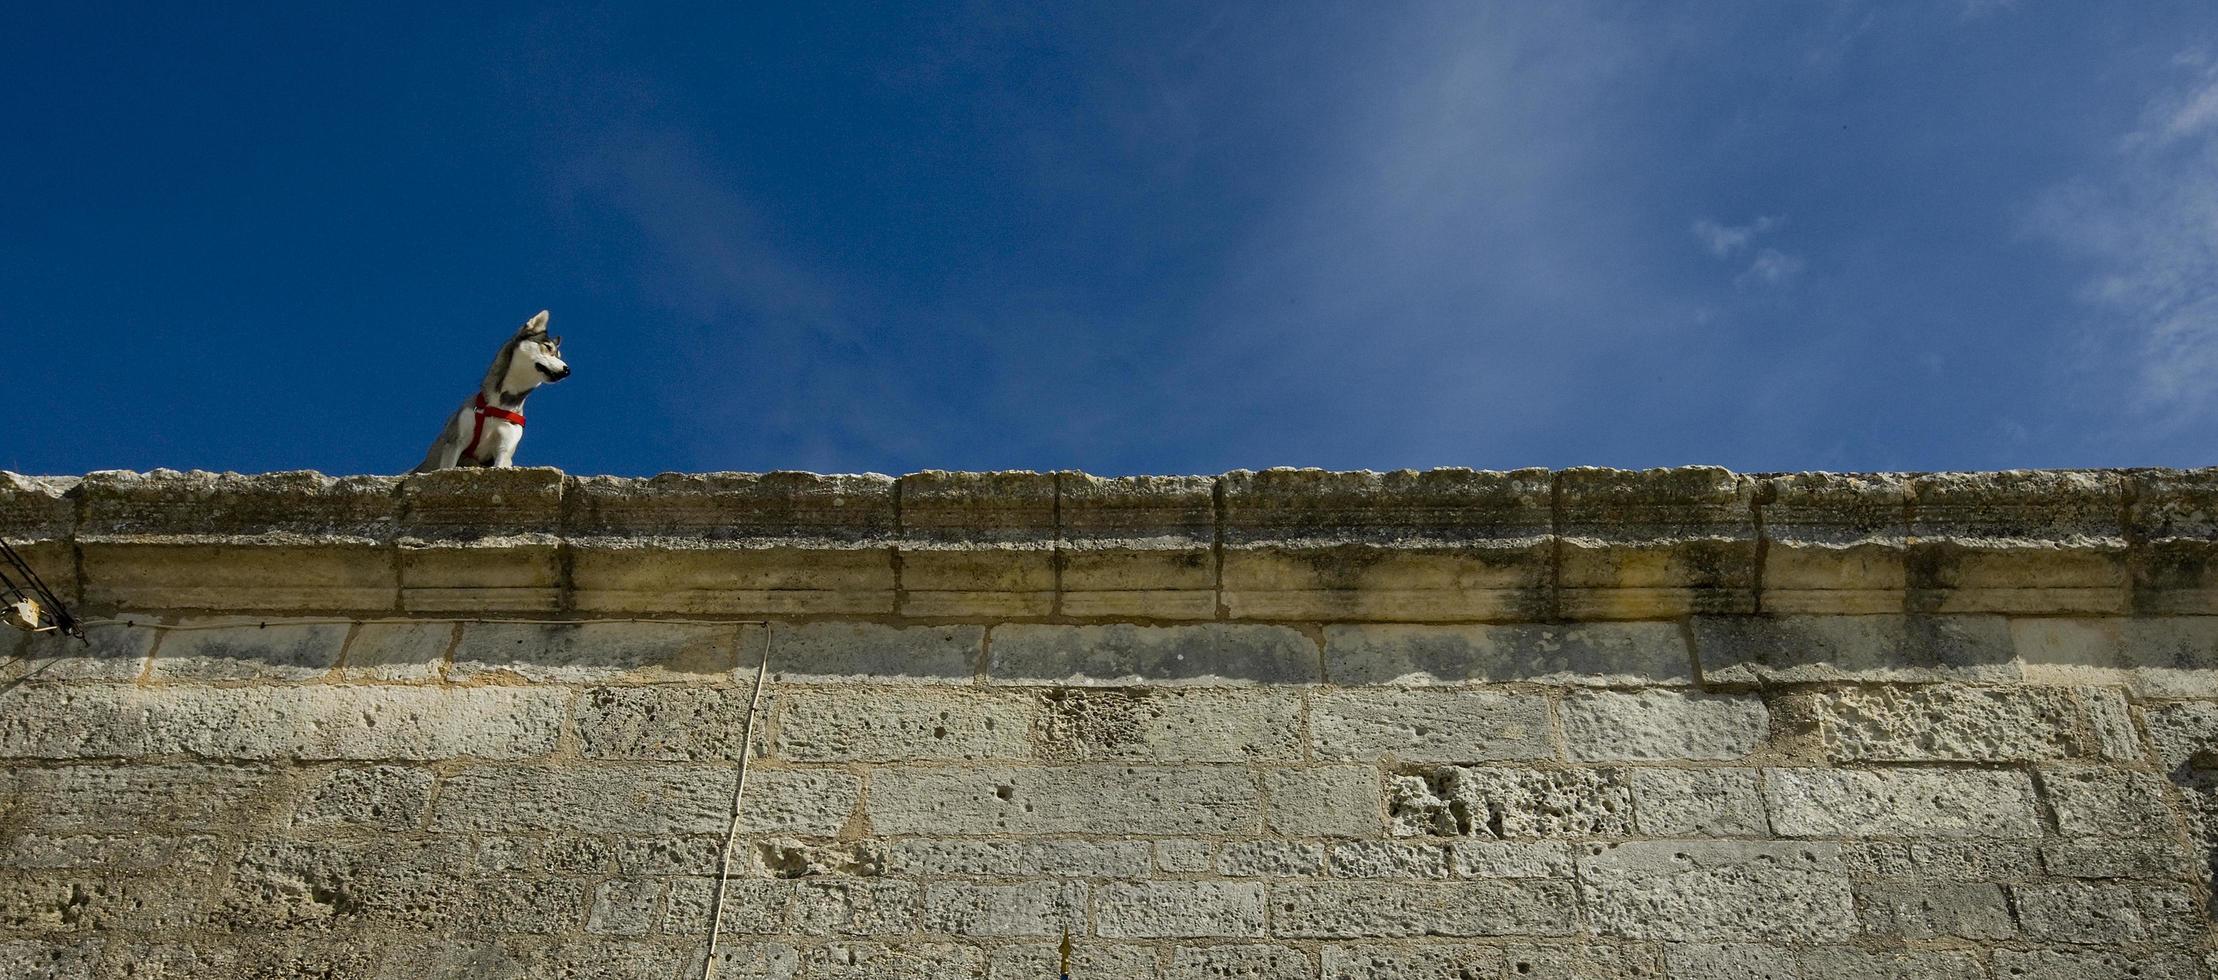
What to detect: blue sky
<box><xmin>6</xmin><ymin>3</ymin><xmax>2217</xmax><ymax>476</ymax></box>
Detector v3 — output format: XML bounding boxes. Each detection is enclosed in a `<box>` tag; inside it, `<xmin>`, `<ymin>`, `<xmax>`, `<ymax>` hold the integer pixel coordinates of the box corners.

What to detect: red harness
<box><xmin>461</xmin><ymin>394</ymin><xmax>525</xmax><ymax>464</ymax></box>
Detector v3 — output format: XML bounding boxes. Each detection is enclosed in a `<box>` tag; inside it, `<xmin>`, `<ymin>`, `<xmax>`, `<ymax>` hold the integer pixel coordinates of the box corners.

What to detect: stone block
<box><xmin>661</xmin><ymin>877</ymin><xmax>790</xmax><ymax>935</ymax></box>
<box><xmin>1059</xmin><ymin>472</ymin><xmax>1218</xmax><ymax>619</ymax></box>
<box><xmin>802</xmin><ymin>942</ymin><xmax>982</xmax><ymax>979</ymax></box>
<box><xmin>1035</xmin><ymin>688</ymin><xmax>1301</xmax><ymax>763</ymax></box>
<box><xmin>738</xmin><ymin>769</ymin><xmax>862</xmax><ymax>836</ymax></box>
<box><xmin>464</xmin><ymin>878</ymin><xmax>587</xmax><ymax>933</ymax></box>
<box><xmin>291</xmin><ymin>766</ymin><xmax>434</xmax><ymax>830</ymax></box>
<box><xmin>880</xmin><ymin>840</ymin><xmax>1150</xmax><ymax>878</ymax></box>
<box><xmin>1167</xmin><ymin>945</ymin><xmax>1312</xmax><ymax>980</ymax></box>
<box><xmin>1759</xmin><ymin>472</ymin><xmax>1912</xmax><ymax>615</ymax></box>
<box><xmin>1556</xmin><ymin>466</ymin><xmax>1758</xmax><ymax>619</ymax></box>
<box><xmin>577</xmin><ymin>686</ymin><xmax>757</xmax><ymax>762</ymax></box>
<box><xmin>1795</xmin><ymin>947</ymin><xmax>1987</xmax><ymax>980</ymax></box>
<box><xmin>448</xmin><ymin>621</ymin><xmax>743</xmax><ymax>683</ymax></box>
<box><xmin>1908</xmin><ymin>470</ymin><xmax>2128</xmax><ymax>614</ymax></box>
<box><xmin>1321</xmin><ymin>944</ymin><xmax>1506</xmax><ymax>980</ymax></box>
<box><xmin>1629</xmin><ymin>769</ymin><xmax>1769</xmax><ymax>838</ymax></box>
<box><xmin>1990</xmin><ymin>949</ymin><xmax>2205</xmax><ymax>980</ymax></box>
<box><xmin>791</xmin><ymin>879</ymin><xmax>918</xmax><ymax>936</ymax></box>
<box><xmin>587</xmin><ymin>878</ymin><xmax>662</xmax><ymax>936</ymax></box>
<box><xmin>749</xmin><ymin>838</ymin><xmax>885</xmax><ymax>879</ymax></box>
<box><xmin>1693</xmin><ymin>615</ymin><xmax>2019</xmax><ymax>684</ymax></box>
<box><xmin>1221</xmin><ymin>841</ymin><xmax>1327</xmax><ymax>877</ymax></box>
<box><xmin>2016</xmin><ymin>616</ymin><xmax>2218</xmax><ymax>696</ymax></box>
<box><xmin>146</xmin><ymin>618</ymin><xmax>348</xmax><ymax>680</ymax></box>
<box><xmin>1579</xmin><ymin>841</ymin><xmax>1854</xmax><ymax>942</ymax></box>
<box><xmin>0</xmin><ymin>684</ymin><xmax>564</xmax><ymax>761</ymax></box>
<box><xmin>337</xmin><ymin>621</ymin><xmax>453</xmax><ymax>682</ymax></box>
<box><xmin>1095</xmin><ymin>881</ymin><xmax>1266</xmax><ymax>938</ymax></box>
<box><xmin>767</xmin><ymin>622</ymin><xmax>981</xmax><ymax>685</ymax></box>
<box><xmin>920</xmin><ymin>880</ymin><xmax>1084</xmax><ymax>937</ymax></box>
<box><xmin>776</xmin><ymin>689</ymin><xmax>1032</xmax><ymax>763</ymax></box>
<box><xmin>1269</xmin><ymin>880</ymin><xmax>1580</xmax><ymax>938</ymax></box>
<box><xmin>2038</xmin><ymin>768</ymin><xmax>2183</xmax><ymax>837</ymax></box>
<box><xmin>987</xmin><ymin>942</ymin><xmax>1155</xmax><ymax>979</ymax></box>
<box><xmin>1764</xmin><ymin>768</ymin><xmax>2041</xmax><ymax>838</ymax></box>
<box><xmin>1388</xmin><ymin>766</ymin><xmax>1633</xmax><ymax>839</ymax></box>
<box><xmin>1562</xmin><ymin>691</ymin><xmax>1768</xmax><ymax>761</ymax></box>
<box><xmin>1220</xmin><ymin>468</ymin><xmax>1555</xmax><ymax>621</ymax></box>
<box><xmin>2144</xmin><ymin>698</ymin><xmax>2218</xmax><ymax>773</ymax></box>
<box><xmin>1851</xmin><ymin>882</ymin><xmax>2015</xmax><ymax>939</ymax></box>
<box><xmin>990</xmin><ymin>623</ymin><xmax>1319</xmax><ymax>686</ymax></box>
<box><xmin>1266</xmin><ymin>766</ymin><xmax>1382</xmax><ymax>838</ymax></box>
<box><xmin>1309</xmin><ymin>690</ymin><xmax>1553</xmax><ymax>763</ymax></box>
<box><xmin>2012</xmin><ymin>881</ymin><xmax>2202</xmax><ymax>946</ymax></box>
<box><xmin>0</xmin><ymin>940</ymin><xmax>104</xmax><ymax>980</ymax></box>
<box><xmin>1813</xmin><ymin>686</ymin><xmax>2091</xmax><ymax>762</ymax></box>
<box><xmin>1324</xmin><ymin>622</ymin><xmax>1693</xmax><ymax>686</ymax></box>
<box><xmin>2076</xmin><ymin>685</ymin><xmax>2145</xmax><ymax>761</ymax></box>
<box><xmin>429</xmin><ymin>764</ymin><xmax>738</xmax><ymax>834</ymax></box>
<box><xmin>1838</xmin><ymin>840</ymin><xmax>2041</xmax><ymax>882</ymax></box>
<box><xmin>896</xmin><ymin>470</ymin><xmax>1057</xmax><ymax>617</ymax></box>
<box><xmin>2041</xmin><ymin>838</ymin><xmax>2199</xmax><ymax>879</ymax></box>
<box><xmin>867</xmin><ymin>766</ymin><xmax>1258</xmax><ymax>836</ymax></box>
<box><xmin>1329</xmin><ymin>841</ymin><xmax>1453</xmax><ymax>879</ymax></box>
<box><xmin>1156</xmin><ymin>839</ymin><xmax>1212</xmax><ymax>873</ymax></box>
<box><xmin>5</xmin><ymin>623</ymin><xmax>156</xmax><ymax>682</ymax></box>
<box><xmin>1450</xmin><ymin>840</ymin><xmax>1576</xmax><ymax>879</ymax></box>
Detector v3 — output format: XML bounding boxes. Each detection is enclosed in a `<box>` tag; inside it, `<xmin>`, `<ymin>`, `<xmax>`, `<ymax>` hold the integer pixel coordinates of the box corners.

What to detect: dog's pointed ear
<box><xmin>518</xmin><ymin>310</ymin><xmax>550</xmax><ymax>337</ymax></box>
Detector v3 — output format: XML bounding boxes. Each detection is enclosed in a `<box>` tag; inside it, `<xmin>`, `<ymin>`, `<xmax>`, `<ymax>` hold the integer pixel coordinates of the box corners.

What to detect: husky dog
<box><xmin>413</xmin><ymin>310</ymin><xmax>571</xmax><ymax>472</ymax></box>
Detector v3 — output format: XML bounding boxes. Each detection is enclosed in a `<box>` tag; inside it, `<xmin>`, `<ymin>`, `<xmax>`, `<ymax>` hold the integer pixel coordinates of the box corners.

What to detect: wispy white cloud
<box><xmin>1736</xmin><ymin>248</ymin><xmax>1807</xmax><ymax>290</ymax></box>
<box><xmin>1694</xmin><ymin>215</ymin><xmax>1800</xmax><ymax>289</ymax></box>
<box><xmin>1691</xmin><ymin>215</ymin><xmax>1782</xmax><ymax>257</ymax></box>
<box><xmin>2030</xmin><ymin>54</ymin><xmax>2218</xmax><ymax>427</ymax></box>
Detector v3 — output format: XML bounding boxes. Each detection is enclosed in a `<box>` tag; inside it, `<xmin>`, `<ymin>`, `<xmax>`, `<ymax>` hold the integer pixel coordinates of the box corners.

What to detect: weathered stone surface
<box><xmin>1629</xmin><ymin>768</ymin><xmax>1769</xmax><ymax>838</ymax></box>
<box><xmin>867</xmin><ymin>766</ymin><xmax>1259</xmax><ymax>836</ymax></box>
<box><xmin>1851</xmin><ymin>881</ymin><xmax>2015</xmax><ymax>939</ymax></box>
<box><xmin>918</xmin><ymin>881</ymin><xmax>1084</xmax><ymax>937</ymax></box>
<box><xmin>2144</xmin><ymin>698</ymin><xmax>2218</xmax><ymax>773</ymax></box>
<box><xmin>147</xmin><ymin>618</ymin><xmax>348</xmax><ymax>680</ymax></box>
<box><xmin>767</xmin><ymin>622</ymin><xmax>981</xmax><ymax>685</ymax></box>
<box><xmin>1764</xmin><ymin>768</ymin><xmax>2041</xmax><ymax>838</ymax></box>
<box><xmin>1266</xmin><ymin>766</ymin><xmax>1382</xmax><ymax>838</ymax></box>
<box><xmin>449</xmin><ymin>621</ymin><xmax>742</xmax><ymax>683</ymax></box>
<box><xmin>1155</xmin><ymin>839</ymin><xmax>1212</xmax><ymax>873</ymax></box>
<box><xmin>1908</xmin><ymin>469</ymin><xmax>2128</xmax><ymax>615</ymax></box>
<box><xmin>880</xmin><ymin>840</ymin><xmax>1150</xmax><ymax>878</ymax></box>
<box><xmin>2012</xmin><ymin>881</ymin><xmax>2203</xmax><ymax>945</ymax></box>
<box><xmin>291</xmin><ymin>765</ymin><xmax>435</xmax><ymax>830</ymax></box>
<box><xmin>2041</xmin><ymin>837</ymin><xmax>2198</xmax><ymax>879</ymax></box>
<box><xmin>1838</xmin><ymin>839</ymin><xmax>2041</xmax><ymax>882</ymax></box>
<box><xmin>1579</xmin><ymin>841</ymin><xmax>1855</xmax><ymax>942</ymax></box>
<box><xmin>1989</xmin><ymin>950</ymin><xmax>2206</xmax><ymax>980</ymax></box>
<box><xmin>1694</xmin><ymin>615</ymin><xmax>2019</xmax><ymax>683</ymax></box>
<box><xmin>1557</xmin><ymin>466</ymin><xmax>1757</xmax><ymax>619</ymax></box>
<box><xmin>1270</xmin><ymin>880</ymin><xmax>1580</xmax><ymax>938</ymax></box>
<box><xmin>989</xmin><ymin>623</ymin><xmax>1318</xmax><ymax>686</ymax></box>
<box><xmin>0</xmin><ymin>684</ymin><xmax>564</xmax><ymax>760</ymax></box>
<box><xmin>1450</xmin><ymin>841</ymin><xmax>1576</xmax><ymax>879</ymax></box>
<box><xmin>2038</xmin><ymin>767</ymin><xmax>2183</xmax><ymax>837</ymax></box>
<box><xmin>1329</xmin><ymin>841</ymin><xmax>1453</xmax><ymax>879</ymax></box>
<box><xmin>1167</xmin><ymin>944</ymin><xmax>1312</xmax><ymax>980</ymax></box>
<box><xmin>1813</xmin><ymin>686</ymin><xmax>2091</xmax><ymax>762</ymax></box>
<box><xmin>1059</xmin><ymin>473</ymin><xmax>1217</xmax><ymax>620</ymax></box>
<box><xmin>5</xmin><ymin>623</ymin><xmax>156</xmax><ymax>682</ymax></box>
<box><xmin>1310</xmin><ymin>691</ymin><xmax>1554</xmax><ymax>762</ymax></box>
<box><xmin>577</xmin><ymin>686</ymin><xmax>757</xmax><ymax>762</ymax></box>
<box><xmin>429</xmin><ymin>764</ymin><xmax>738</xmax><ymax>834</ymax></box>
<box><xmin>1221</xmin><ymin>841</ymin><xmax>1327</xmax><ymax>877</ymax></box>
<box><xmin>1562</xmin><ymin>691</ymin><xmax>1768</xmax><ymax>761</ymax></box>
<box><xmin>1034</xmin><ymin>688</ymin><xmax>1302</xmax><ymax>763</ymax></box>
<box><xmin>338</xmin><ymin>620</ymin><xmax>453</xmax><ymax>682</ymax></box>
<box><xmin>1095</xmin><ymin>881</ymin><xmax>1266</xmax><ymax>937</ymax></box>
<box><xmin>776</xmin><ymin>689</ymin><xmax>1032</xmax><ymax>763</ymax></box>
<box><xmin>1388</xmin><ymin>766</ymin><xmax>1633</xmax><ymax>839</ymax></box>
<box><xmin>1324</xmin><ymin>622</ymin><xmax>1692</xmax><ymax>686</ymax></box>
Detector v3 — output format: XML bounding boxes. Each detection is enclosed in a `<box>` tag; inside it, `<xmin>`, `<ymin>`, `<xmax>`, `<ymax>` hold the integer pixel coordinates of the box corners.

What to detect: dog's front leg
<box><xmin>490</xmin><ymin>427</ymin><xmax>520</xmax><ymax>467</ymax></box>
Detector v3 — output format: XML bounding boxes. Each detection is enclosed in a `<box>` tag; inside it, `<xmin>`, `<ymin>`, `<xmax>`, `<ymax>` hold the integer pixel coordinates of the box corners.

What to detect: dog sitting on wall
<box><xmin>413</xmin><ymin>310</ymin><xmax>571</xmax><ymax>471</ymax></box>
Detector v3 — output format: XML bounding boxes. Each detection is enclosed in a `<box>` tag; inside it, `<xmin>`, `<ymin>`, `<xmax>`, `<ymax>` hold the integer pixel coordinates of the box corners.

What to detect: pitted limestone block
<box><xmin>1629</xmin><ymin>769</ymin><xmax>1768</xmax><ymax>838</ymax></box>
<box><xmin>1764</xmin><ymin>768</ymin><xmax>2041</xmax><ymax>838</ymax></box>
<box><xmin>1693</xmin><ymin>614</ymin><xmax>2018</xmax><ymax>684</ymax></box>
<box><xmin>466</xmin><ymin>877</ymin><xmax>591</xmax><ymax>933</ymax></box>
<box><xmin>587</xmin><ymin>877</ymin><xmax>662</xmax><ymax>935</ymax></box>
<box><xmin>1794</xmin><ymin>947</ymin><xmax>1987</xmax><ymax>980</ymax></box>
<box><xmin>393</xmin><ymin>467</ymin><xmax>564</xmax><ymax>611</ymax></box>
<box><xmin>1329</xmin><ymin>841</ymin><xmax>1452</xmax><ymax>879</ymax></box>
<box><xmin>867</xmin><ymin>765</ymin><xmax>1259</xmax><ymax>836</ymax></box>
<box><xmin>291</xmin><ymin>765</ymin><xmax>435</xmax><ymax>830</ymax></box>
<box><xmin>429</xmin><ymin>764</ymin><xmax>739</xmax><ymax>834</ymax></box>
<box><xmin>767</xmin><ymin>622</ymin><xmax>980</xmax><ymax>685</ymax></box>
<box><xmin>0</xmin><ymin>873</ymin><xmax>206</xmax><ymax>932</ymax></box>
<box><xmin>792</xmin><ymin>879</ymin><xmax>919</xmax><ymax>936</ymax></box>
<box><xmin>1812</xmin><ymin>686</ymin><xmax>2091</xmax><ymax>762</ymax></box>
<box><xmin>1310</xmin><ymin>690</ymin><xmax>1553</xmax><ymax>763</ymax></box>
<box><xmin>1324</xmin><ymin>622</ymin><xmax>1693</xmax><ymax>686</ymax></box>
<box><xmin>1851</xmin><ymin>881</ymin><xmax>2015</xmax><ymax>940</ymax></box>
<box><xmin>919</xmin><ymin>880</ymin><xmax>1085</xmax><ymax>937</ymax></box>
<box><xmin>2144</xmin><ymin>699</ymin><xmax>2218</xmax><ymax>774</ymax></box>
<box><xmin>1557</xmin><ymin>467</ymin><xmax>1757</xmax><ymax>619</ymax></box>
<box><xmin>1501</xmin><ymin>944</ymin><xmax>1665</xmax><ymax>980</ymax></box>
<box><xmin>987</xmin><ymin>943</ymin><xmax>1156</xmax><ymax>980</ymax></box>
<box><xmin>0</xmin><ymin>684</ymin><xmax>564</xmax><ymax>760</ymax></box>
<box><xmin>2015</xmin><ymin>616</ymin><xmax>2218</xmax><ymax>696</ymax></box>
<box><xmin>504</xmin><ymin>938</ymin><xmax>706</xmax><ymax>980</ymax></box>
<box><xmin>777</xmin><ymin>689</ymin><xmax>1032</xmax><ymax>763</ymax></box>
<box><xmin>1220</xmin><ymin>468</ymin><xmax>1555</xmax><ymax>621</ymax></box>
<box><xmin>1156</xmin><ymin>838</ymin><xmax>1213</xmax><ymax>872</ymax></box>
<box><xmin>1991</xmin><ymin>950</ymin><xmax>2206</xmax><ymax>980</ymax></box>
<box><xmin>802</xmin><ymin>942</ymin><xmax>982</xmax><ymax>980</ymax></box>
<box><xmin>1578</xmin><ymin>841</ymin><xmax>1853</xmax><ymax>942</ymax></box>
<box><xmin>896</xmin><ymin>470</ymin><xmax>1056</xmax><ymax>617</ymax></box>
<box><xmin>751</xmin><ymin>838</ymin><xmax>886</xmax><ymax>879</ymax></box>
<box><xmin>2013</xmin><ymin>881</ymin><xmax>2202</xmax><ymax>946</ymax></box>
<box><xmin>1221</xmin><ymin>841</ymin><xmax>1328</xmax><ymax>877</ymax></box>
<box><xmin>5</xmin><ymin>623</ymin><xmax>157</xmax><ymax>682</ymax></box>
<box><xmin>1760</xmin><ymin>472</ymin><xmax>1913</xmax><ymax>615</ymax></box>
<box><xmin>1908</xmin><ymin>470</ymin><xmax>2128</xmax><ymax>614</ymax></box>
<box><xmin>0</xmin><ymin>831</ymin><xmax>220</xmax><ymax>874</ymax></box>
<box><xmin>577</xmin><ymin>686</ymin><xmax>758</xmax><ymax>762</ymax></box>
<box><xmin>2129</xmin><ymin>469</ymin><xmax>2218</xmax><ymax>615</ymax></box>
<box><xmin>146</xmin><ymin>618</ymin><xmax>347</xmax><ymax>680</ymax></box>
<box><xmin>989</xmin><ymin>623</ymin><xmax>1318</xmax><ymax>686</ymax></box>
<box><xmin>737</xmin><ymin>770</ymin><xmax>863</xmax><ymax>836</ymax></box>
<box><xmin>1840</xmin><ymin>840</ymin><xmax>2042</xmax><ymax>882</ymax></box>
<box><xmin>1271</xmin><ymin>880</ymin><xmax>1580</xmax><ymax>938</ymax></box>
<box><xmin>2038</xmin><ymin>768</ymin><xmax>2184</xmax><ymax>838</ymax></box>
<box><xmin>616</xmin><ymin>836</ymin><xmax>727</xmax><ymax>876</ymax></box>
<box><xmin>568</xmin><ymin>471</ymin><xmax>898</xmax><ymax>616</ymax></box>
<box><xmin>1095</xmin><ymin>881</ymin><xmax>1266</xmax><ymax>938</ymax></box>
<box><xmin>213</xmin><ymin>837</ymin><xmax>471</xmax><ymax>930</ymax></box>
<box><xmin>1388</xmin><ymin>766</ymin><xmax>1633</xmax><ymax>839</ymax></box>
<box><xmin>1562</xmin><ymin>691</ymin><xmax>1768</xmax><ymax>762</ymax></box>
<box><xmin>1166</xmin><ymin>945</ymin><xmax>1312</xmax><ymax>980</ymax></box>
<box><xmin>1266</xmin><ymin>766</ymin><xmax>1383</xmax><ymax>838</ymax></box>
<box><xmin>662</xmin><ymin>877</ymin><xmax>792</xmax><ymax>935</ymax></box>
<box><xmin>2077</xmin><ymin>685</ymin><xmax>2146</xmax><ymax>760</ymax></box>
<box><xmin>880</xmin><ymin>840</ymin><xmax>1151</xmax><ymax>878</ymax></box>
<box><xmin>338</xmin><ymin>620</ymin><xmax>452</xmax><ymax>682</ymax></box>
<box><xmin>2042</xmin><ymin>838</ymin><xmax>2199</xmax><ymax>879</ymax></box>
<box><xmin>449</xmin><ymin>621</ymin><xmax>742</xmax><ymax>683</ymax></box>
<box><xmin>1033</xmin><ymin>687</ymin><xmax>1301</xmax><ymax>763</ymax></box>
<box><xmin>1321</xmin><ymin>944</ymin><xmax>1506</xmax><ymax>980</ymax></box>
<box><xmin>1451</xmin><ymin>841</ymin><xmax>1577</xmax><ymax>879</ymax></box>
<box><xmin>1060</xmin><ymin>473</ymin><xmax>1217</xmax><ymax>619</ymax></box>
<box><xmin>0</xmin><ymin>940</ymin><xmax>104</xmax><ymax>979</ymax></box>
<box><xmin>1</xmin><ymin>763</ymin><xmax>281</xmax><ymax>831</ymax></box>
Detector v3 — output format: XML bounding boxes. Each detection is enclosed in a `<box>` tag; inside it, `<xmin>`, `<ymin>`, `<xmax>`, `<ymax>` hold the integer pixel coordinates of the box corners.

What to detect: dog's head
<box><xmin>511</xmin><ymin>310</ymin><xmax>570</xmax><ymax>383</ymax></box>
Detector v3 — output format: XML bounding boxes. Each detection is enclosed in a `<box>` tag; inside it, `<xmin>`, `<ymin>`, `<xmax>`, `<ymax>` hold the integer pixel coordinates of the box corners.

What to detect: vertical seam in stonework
<box><xmin>1050</xmin><ymin>471</ymin><xmax>1065</xmax><ymax>621</ymax></box>
<box><xmin>66</xmin><ymin>481</ymin><xmax>86</xmax><ymax>608</ymax></box>
<box><xmin>555</xmin><ymin>476</ymin><xmax>578</xmax><ymax>615</ymax></box>
<box><xmin>388</xmin><ymin>478</ymin><xmax>409</xmax><ymax>614</ymax></box>
<box><xmin>133</xmin><ymin>617</ymin><xmax>170</xmax><ymax>685</ymax></box>
<box><xmin>1679</xmin><ymin>618</ymin><xmax>1706</xmax><ymax>690</ymax></box>
<box><xmin>435</xmin><ymin>621</ymin><xmax>463</xmax><ymax>683</ymax></box>
<box><xmin>890</xmin><ymin>478</ymin><xmax>907</xmax><ymax>618</ymax></box>
<box><xmin>1750</xmin><ymin>476</ymin><xmax>1775</xmax><ymax>616</ymax></box>
<box><xmin>1547</xmin><ymin>471</ymin><xmax>1565</xmax><ymax>622</ymax></box>
<box><xmin>1212</xmin><ymin>476</ymin><xmax>1229</xmax><ymax>621</ymax></box>
<box><xmin>329</xmin><ymin>621</ymin><xmax>364</xmax><ymax>679</ymax></box>
<box><xmin>2120</xmin><ymin>471</ymin><xmax>2145</xmax><ymax>614</ymax></box>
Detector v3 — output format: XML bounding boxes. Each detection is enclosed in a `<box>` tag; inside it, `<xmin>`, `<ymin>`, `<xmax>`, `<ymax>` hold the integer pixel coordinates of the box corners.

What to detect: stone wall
<box><xmin>0</xmin><ymin>467</ymin><xmax>2214</xmax><ymax>978</ymax></box>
